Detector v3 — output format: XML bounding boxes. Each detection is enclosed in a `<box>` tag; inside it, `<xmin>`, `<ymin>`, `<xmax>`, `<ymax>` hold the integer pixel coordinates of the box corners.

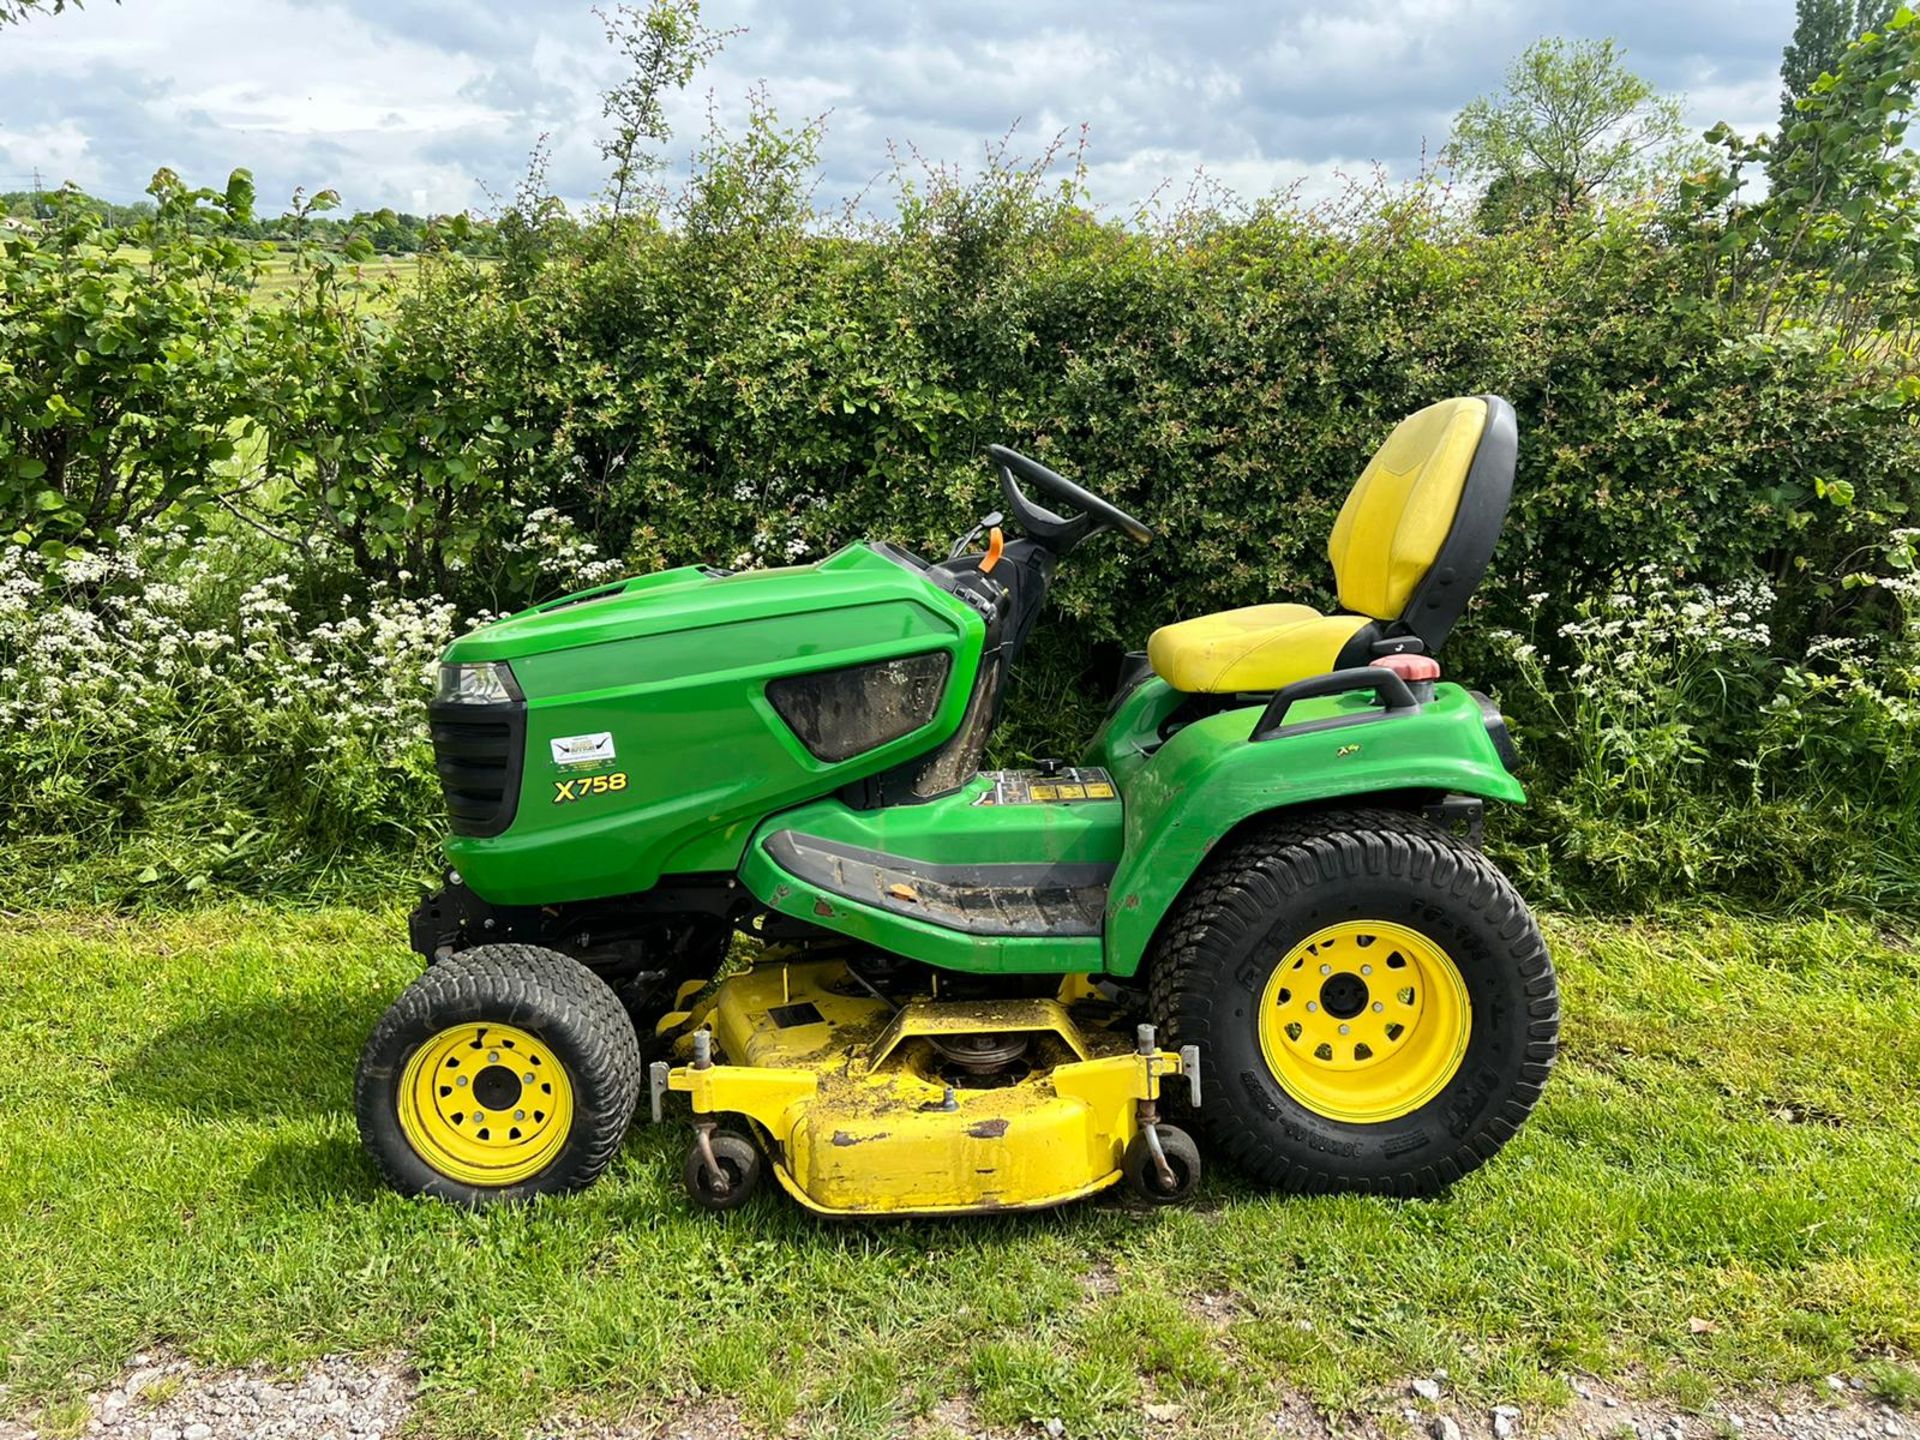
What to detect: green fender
<box><xmin>1087</xmin><ymin>679</ymin><xmax>1526</xmax><ymax>978</ymax></box>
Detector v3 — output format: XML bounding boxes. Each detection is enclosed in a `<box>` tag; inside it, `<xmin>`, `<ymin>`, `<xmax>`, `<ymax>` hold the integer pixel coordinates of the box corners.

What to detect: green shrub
<box><xmin>1485</xmin><ymin>562</ymin><xmax>1920</xmax><ymax>910</ymax></box>
<box><xmin>6</xmin><ymin>127</ymin><xmax>1920</xmax><ymax>912</ymax></box>
<box><xmin>342</xmin><ymin>160</ymin><xmax>1920</xmax><ymax>671</ymax></box>
<box><xmin>0</xmin><ymin>172</ymin><xmax>270</xmax><ymax>555</ymax></box>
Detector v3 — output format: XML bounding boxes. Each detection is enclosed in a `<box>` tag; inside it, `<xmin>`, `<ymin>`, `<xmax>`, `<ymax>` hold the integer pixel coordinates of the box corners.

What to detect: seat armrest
<box><xmin>1249</xmin><ymin>667</ymin><xmax>1420</xmax><ymax>742</ymax></box>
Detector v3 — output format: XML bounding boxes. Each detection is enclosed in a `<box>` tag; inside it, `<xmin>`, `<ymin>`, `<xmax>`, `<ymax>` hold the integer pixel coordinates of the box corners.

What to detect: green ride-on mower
<box><xmin>356</xmin><ymin>394</ymin><xmax>1559</xmax><ymax>1216</ymax></box>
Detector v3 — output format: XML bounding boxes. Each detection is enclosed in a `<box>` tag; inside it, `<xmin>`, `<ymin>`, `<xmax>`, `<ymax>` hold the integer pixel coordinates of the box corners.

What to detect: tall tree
<box><xmin>1445</xmin><ymin>38</ymin><xmax>1692</xmax><ymax>227</ymax></box>
<box><xmin>1697</xmin><ymin>9</ymin><xmax>1920</xmax><ymax>343</ymax></box>
<box><xmin>1774</xmin><ymin>0</ymin><xmax>1904</xmax><ymax>182</ymax></box>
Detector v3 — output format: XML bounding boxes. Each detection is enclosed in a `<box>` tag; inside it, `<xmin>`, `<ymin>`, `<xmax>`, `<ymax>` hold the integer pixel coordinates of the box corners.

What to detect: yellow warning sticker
<box><xmin>974</xmin><ymin>769</ymin><xmax>1120</xmax><ymax>806</ymax></box>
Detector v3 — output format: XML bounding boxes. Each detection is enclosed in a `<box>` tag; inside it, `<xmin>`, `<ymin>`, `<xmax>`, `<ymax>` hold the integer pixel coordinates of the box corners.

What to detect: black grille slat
<box><xmin>432</xmin><ymin>730</ymin><xmax>510</xmax><ymax>757</ymax></box>
<box><xmin>428</xmin><ymin>701</ymin><xmax>526</xmax><ymax>838</ymax></box>
<box><xmin>431</xmin><ymin>722</ymin><xmax>512</xmax><ymax>749</ymax></box>
<box><xmin>435</xmin><ymin>758</ymin><xmax>511</xmax><ymax>789</ymax></box>
<box><xmin>445</xmin><ymin>796</ymin><xmax>505</xmax><ymax>822</ymax></box>
<box><xmin>441</xmin><ymin>776</ymin><xmax>508</xmax><ymax>801</ymax></box>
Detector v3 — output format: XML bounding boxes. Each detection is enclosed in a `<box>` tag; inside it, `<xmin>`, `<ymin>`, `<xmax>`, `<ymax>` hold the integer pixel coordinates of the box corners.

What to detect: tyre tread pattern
<box><xmin>355</xmin><ymin>943</ymin><xmax>642</xmax><ymax>1204</ymax></box>
<box><xmin>1148</xmin><ymin>807</ymin><xmax>1558</xmax><ymax>1197</ymax></box>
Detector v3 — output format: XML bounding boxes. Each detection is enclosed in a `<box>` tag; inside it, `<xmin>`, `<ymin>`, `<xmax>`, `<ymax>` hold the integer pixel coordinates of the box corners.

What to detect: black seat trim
<box><xmin>1397</xmin><ymin>393</ymin><xmax>1517</xmax><ymax>652</ymax></box>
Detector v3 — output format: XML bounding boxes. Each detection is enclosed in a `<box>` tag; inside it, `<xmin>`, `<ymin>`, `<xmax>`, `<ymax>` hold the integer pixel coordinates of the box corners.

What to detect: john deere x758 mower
<box><xmin>356</xmin><ymin>395</ymin><xmax>1559</xmax><ymax>1215</ymax></box>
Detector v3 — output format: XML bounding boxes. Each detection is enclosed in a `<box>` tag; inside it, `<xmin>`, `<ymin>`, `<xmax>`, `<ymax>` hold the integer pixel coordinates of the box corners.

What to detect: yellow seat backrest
<box><xmin>1327</xmin><ymin>396</ymin><xmax>1490</xmax><ymax>622</ymax></box>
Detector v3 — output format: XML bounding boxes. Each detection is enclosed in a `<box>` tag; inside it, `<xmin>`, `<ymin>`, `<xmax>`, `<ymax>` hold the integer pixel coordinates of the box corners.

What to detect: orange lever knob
<box><xmin>980</xmin><ymin>526</ymin><xmax>1005</xmax><ymax>574</ymax></box>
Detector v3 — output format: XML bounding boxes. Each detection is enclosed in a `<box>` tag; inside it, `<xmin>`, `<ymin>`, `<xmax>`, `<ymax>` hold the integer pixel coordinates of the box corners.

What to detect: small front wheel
<box><xmin>684</xmin><ymin>1128</ymin><xmax>762</xmax><ymax>1210</ymax></box>
<box><xmin>1122</xmin><ymin>1124</ymin><xmax>1201</xmax><ymax>1204</ymax></box>
<box><xmin>355</xmin><ymin>944</ymin><xmax>641</xmax><ymax>1206</ymax></box>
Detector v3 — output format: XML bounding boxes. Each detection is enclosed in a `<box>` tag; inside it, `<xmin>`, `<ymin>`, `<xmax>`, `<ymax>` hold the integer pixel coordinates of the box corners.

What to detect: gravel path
<box><xmin>1379</xmin><ymin>1373</ymin><xmax>1919</xmax><ymax>1440</ymax></box>
<box><xmin>0</xmin><ymin>1352</ymin><xmax>1913</xmax><ymax>1440</ymax></box>
<box><xmin>0</xmin><ymin>1352</ymin><xmax>412</xmax><ymax>1440</ymax></box>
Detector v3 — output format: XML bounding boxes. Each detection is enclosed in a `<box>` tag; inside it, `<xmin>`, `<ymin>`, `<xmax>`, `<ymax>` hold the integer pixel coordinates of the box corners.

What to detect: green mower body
<box><xmin>370</xmin><ymin>398</ymin><xmax>1558</xmax><ymax>1213</ymax></box>
<box><xmin>430</xmin><ymin>539</ymin><xmax>1522</xmax><ymax>981</ymax></box>
<box><xmin>437</xmin><ymin>543</ymin><xmax>990</xmax><ymax>905</ymax></box>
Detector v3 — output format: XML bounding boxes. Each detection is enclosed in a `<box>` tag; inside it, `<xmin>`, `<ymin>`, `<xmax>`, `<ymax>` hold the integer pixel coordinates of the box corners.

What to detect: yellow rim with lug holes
<box><xmin>397</xmin><ymin>1022</ymin><xmax>574</xmax><ymax>1186</ymax></box>
<box><xmin>1258</xmin><ymin>920</ymin><xmax>1471</xmax><ymax>1124</ymax></box>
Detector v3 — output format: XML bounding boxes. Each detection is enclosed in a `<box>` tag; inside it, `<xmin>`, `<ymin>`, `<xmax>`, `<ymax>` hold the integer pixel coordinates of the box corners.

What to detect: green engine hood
<box><xmin>438</xmin><ymin>543</ymin><xmax>988</xmax><ymax>905</ymax></box>
<box><xmin>446</xmin><ymin>544</ymin><xmax>958</xmax><ymax>664</ymax></box>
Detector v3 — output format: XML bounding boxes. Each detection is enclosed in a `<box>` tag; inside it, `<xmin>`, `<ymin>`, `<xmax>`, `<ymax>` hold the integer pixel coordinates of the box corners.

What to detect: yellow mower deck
<box><xmin>652</xmin><ymin>960</ymin><xmax>1196</xmax><ymax>1216</ymax></box>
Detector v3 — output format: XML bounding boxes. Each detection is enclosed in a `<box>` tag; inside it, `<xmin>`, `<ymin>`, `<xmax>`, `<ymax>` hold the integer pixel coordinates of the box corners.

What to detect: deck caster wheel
<box><xmin>1123</xmin><ymin>1124</ymin><xmax>1200</xmax><ymax>1205</ymax></box>
<box><xmin>684</xmin><ymin>1127</ymin><xmax>761</xmax><ymax>1210</ymax></box>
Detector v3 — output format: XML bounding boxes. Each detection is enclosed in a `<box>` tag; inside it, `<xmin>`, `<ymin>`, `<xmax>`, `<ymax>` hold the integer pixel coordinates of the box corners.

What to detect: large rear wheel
<box><xmin>1149</xmin><ymin>808</ymin><xmax>1557</xmax><ymax>1195</ymax></box>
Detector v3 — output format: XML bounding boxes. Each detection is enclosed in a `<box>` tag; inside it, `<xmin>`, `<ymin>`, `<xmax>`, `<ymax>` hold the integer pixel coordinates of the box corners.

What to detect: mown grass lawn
<box><xmin>251</xmin><ymin>251</ymin><xmax>424</xmax><ymax>302</ymax></box>
<box><xmin>1</xmin><ymin>907</ymin><xmax>1916</xmax><ymax>1438</ymax></box>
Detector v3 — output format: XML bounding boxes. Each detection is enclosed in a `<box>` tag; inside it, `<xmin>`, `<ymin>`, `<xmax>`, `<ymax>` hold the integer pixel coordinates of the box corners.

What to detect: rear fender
<box><xmin>1101</xmin><ymin>681</ymin><xmax>1523</xmax><ymax>977</ymax></box>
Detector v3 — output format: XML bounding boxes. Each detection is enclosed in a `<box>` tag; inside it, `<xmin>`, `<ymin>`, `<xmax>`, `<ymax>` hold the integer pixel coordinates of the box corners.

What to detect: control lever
<box><xmin>948</xmin><ymin>511</ymin><xmax>1005</xmax><ymax>560</ymax></box>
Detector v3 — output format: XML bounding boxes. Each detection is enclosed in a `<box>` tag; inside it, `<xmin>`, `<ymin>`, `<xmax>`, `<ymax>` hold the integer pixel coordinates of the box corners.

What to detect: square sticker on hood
<box><xmin>550</xmin><ymin>731</ymin><xmax>616</xmax><ymax>767</ymax></box>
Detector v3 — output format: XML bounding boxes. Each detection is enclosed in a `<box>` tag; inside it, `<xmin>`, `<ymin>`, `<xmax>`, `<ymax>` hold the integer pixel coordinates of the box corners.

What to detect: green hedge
<box><xmin>326</xmin><ymin>177</ymin><xmax>1920</xmax><ymax>665</ymax></box>
<box><xmin>4</xmin><ymin>164</ymin><xmax>1919</xmax><ymax>910</ymax></box>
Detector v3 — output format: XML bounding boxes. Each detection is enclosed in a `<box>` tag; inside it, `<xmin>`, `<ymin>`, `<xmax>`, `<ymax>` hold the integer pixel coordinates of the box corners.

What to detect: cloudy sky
<box><xmin>1</xmin><ymin>0</ymin><xmax>1792</xmax><ymax>218</ymax></box>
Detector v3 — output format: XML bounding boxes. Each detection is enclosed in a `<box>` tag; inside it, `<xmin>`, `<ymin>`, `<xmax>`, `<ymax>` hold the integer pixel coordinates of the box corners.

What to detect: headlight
<box><xmin>435</xmin><ymin>662</ymin><xmax>521</xmax><ymax>705</ymax></box>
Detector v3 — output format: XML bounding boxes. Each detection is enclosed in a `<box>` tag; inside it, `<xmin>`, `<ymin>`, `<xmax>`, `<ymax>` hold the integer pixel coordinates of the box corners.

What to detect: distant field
<box><xmin>251</xmin><ymin>250</ymin><xmax>428</xmax><ymax>301</ymax></box>
<box><xmin>106</xmin><ymin>245</ymin><xmax>464</xmax><ymax>305</ymax></box>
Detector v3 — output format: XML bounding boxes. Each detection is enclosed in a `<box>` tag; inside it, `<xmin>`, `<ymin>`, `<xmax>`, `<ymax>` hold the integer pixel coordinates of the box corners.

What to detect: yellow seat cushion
<box><xmin>1147</xmin><ymin>396</ymin><xmax>1495</xmax><ymax>694</ymax></box>
<box><xmin>1146</xmin><ymin>605</ymin><xmax>1372</xmax><ymax>694</ymax></box>
<box><xmin>1328</xmin><ymin>396</ymin><xmax>1489</xmax><ymax>620</ymax></box>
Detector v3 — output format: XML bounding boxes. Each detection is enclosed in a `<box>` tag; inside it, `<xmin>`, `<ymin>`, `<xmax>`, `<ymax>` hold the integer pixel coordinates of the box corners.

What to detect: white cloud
<box><xmin>0</xmin><ymin>119</ymin><xmax>97</xmax><ymax>190</ymax></box>
<box><xmin>0</xmin><ymin>0</ymin><xmax>1798</xmax><ymax>216</ymax></box>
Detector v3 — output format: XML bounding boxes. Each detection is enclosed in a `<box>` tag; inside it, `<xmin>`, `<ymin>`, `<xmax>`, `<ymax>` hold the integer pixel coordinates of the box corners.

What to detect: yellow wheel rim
<box><xmin>1257</xmin><ymin>920</ymin><xmax>1470</xmax><ymax>1124</ymax></box>
<box><xmin>396</xmin><ymin>1023</ymin><xmax>574</xmax><ymax>1186</ymax></box>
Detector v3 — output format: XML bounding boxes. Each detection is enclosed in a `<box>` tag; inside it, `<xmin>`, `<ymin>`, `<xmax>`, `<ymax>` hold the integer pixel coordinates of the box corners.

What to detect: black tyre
<box><xmin>684</xmin><ymin>1128</ymin><xmax>762</xmax><ymax>1210</ymax></box>
<box><xmin>1149</xmin><ymin>808</ymin><xmax>1557</xmax><ymax>1196</ymax></box>
<box><xmin>356</xmin><ymin>944</ymin><xmax>642</xmax><ymax>1206</ymax></box>
<box><xmin>1122</xmin><ymin>1124</ymin><xmax>1201</xmax><ymax>1204</ymax></box>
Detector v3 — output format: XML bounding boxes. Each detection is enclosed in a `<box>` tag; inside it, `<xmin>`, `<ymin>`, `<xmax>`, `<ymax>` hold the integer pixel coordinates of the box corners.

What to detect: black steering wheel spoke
<box><xmin>984</xmin><ymin>444</ymin><xmax>1153</xmax><ymax>553</ymax></box>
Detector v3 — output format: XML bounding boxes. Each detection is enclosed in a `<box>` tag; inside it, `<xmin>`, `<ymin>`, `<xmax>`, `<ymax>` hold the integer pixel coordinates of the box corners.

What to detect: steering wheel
<box><xmin>985</xmin><ymin>444</ymin><xmax>1154</xmax><ymax>552</ymax></box>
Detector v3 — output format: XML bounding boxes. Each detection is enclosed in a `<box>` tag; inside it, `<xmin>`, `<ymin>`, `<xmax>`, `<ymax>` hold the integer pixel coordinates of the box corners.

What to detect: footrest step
<box><xmin>762</xmin><ymin>831</ymin><xmax>1111</xmax><ymax>938</ymax></box>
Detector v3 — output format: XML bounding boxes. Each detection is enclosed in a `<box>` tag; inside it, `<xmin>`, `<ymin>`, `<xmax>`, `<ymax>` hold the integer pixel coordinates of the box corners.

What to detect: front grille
<box><xmin>429</xmin><ymin>700</ymin><xmax>526</xmax><ymax>837</ymax></box>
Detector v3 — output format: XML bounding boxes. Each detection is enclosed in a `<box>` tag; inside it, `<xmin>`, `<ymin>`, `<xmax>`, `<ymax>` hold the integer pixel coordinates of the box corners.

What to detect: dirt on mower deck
<box><xmin>3</xmin><ymin>1352</ymin><xmax>1916</xmax><ymax>1440</ymax></box>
